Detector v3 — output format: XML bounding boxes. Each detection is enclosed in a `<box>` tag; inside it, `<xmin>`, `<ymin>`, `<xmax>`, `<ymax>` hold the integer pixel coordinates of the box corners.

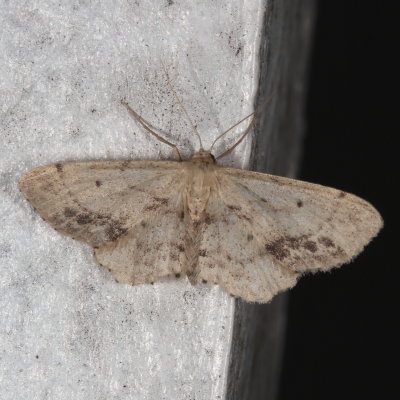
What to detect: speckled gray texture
<box><xmin>0</xmin><ymin>1</ymin><xmax>316</xmax><ymax>399</ymax></box>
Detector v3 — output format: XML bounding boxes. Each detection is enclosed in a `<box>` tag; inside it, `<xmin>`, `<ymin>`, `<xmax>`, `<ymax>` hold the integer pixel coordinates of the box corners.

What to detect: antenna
<box><xmin>209</xmin><ymin>92</ymin><xmax>275</xmax><ymax>158</ymax></box>
<box><xmin>122</xmin><ymin>101</ymin><xmax>182</xmax><ymax>161</ymax></box>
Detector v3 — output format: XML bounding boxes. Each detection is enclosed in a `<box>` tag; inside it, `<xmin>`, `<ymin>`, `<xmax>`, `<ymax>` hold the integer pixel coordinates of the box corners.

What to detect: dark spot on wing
<box><xmin>177</xmin><ymin>244</ymin><xmax>185</xmax><ymax>252</ymax></box>
<box><xmin>179</xmin><ymin>211</ymin><xmax>184</xmax><ymax>220</ymax></box>
<box><xmin>318</xmin><ymin>236</ymin><xmax>335</xmax><ymax>247</ymax></box>
<box><xmin>140</xmin><ymin>220</ymin><xmax>146</xmax><ymax>227</ymax></box>
<box><xmin>260</xmin><ymin>198</ymin><xmax>267</xmax><ymax>202</ymax></box>
<box><xmin>227</xmin><ymin>205</ymin><xmax>241</xmax><ymax>211</ymax></box>
<box><xmin>338</xmin><ymin>191</ymin><xmax>346</xmax><ymax>198</ymax></box>
<box><xmin>55</xmin><ymin>163</ymin><xmax>63</xmax><ymax>172</ymax></box>
<box><xmin>144</xmin><ymin>197</ymin><xmax>169</xmax><ymax>211</ymax></box>
<box><xmin>118</xmin><ymin>161</ymin><xmax>130</xmax><ymax>171</ymax></box>
<box><xmin>105</xmin><ymin>221</ymin><xmax>128</xmax><ymax>241</ymax></box>
<box><xmin>265</xmin><ymin>234</ymin><xmax>320</xmax><ymax>261</ymax></box>
<box><xmin>202</xmin><ymin>279</ymin><xmax>208</xmax><ymax>284</ymax></box>
<box><xmin>239</xmin><ymin>213</ymin><xmax>252</xmax><ymax>222</ymax></box>
<box><xmin>247</xmin><ymin>233</ymin><xmax>254</xmax><ymax>241</ymax></box>
<box><xmin>265</xmin><ymin>240</ymin><xmax>290</xmax><ymax>261</ymax></box>
<box><xmin>332</xmin><ymin>246</ymin><xmax>345</xmax><ymax>257</ymax></box>
<box><xmin>64</xmin><ymin>207</ymin><xmax>77</xmax><ymax>217</ymax></box>
<box><xmin>204</xmin><ymin>214</ymin><xmax>212</xmax><ymax>225</ymax></box>
<box><xmin>144</xmin><ymin>204</ymin><xmax>158</xmax><ymax>211</ymax></box>
<box><xmin>153</xmin><ymin>197</ymin><xmax>169</xmax><ymax>205</ymax></box>
<box><xmin>297</xmin><ymin>200</ymin><xmax>303</xmax><ymax>208</ymax></box>
<box><xmin>304</xmin><ymin>240</ymin><xmax>317</xmax><ymax>253</ymax></box>
<box><xmin>76</xmin><ymin>213</ymin><xmax>93</xmax><ymax>225</ymax></box>
<box><xmin>95</xmin><ymin>180</ymin><xmax>102</xmax><ymax>187</ymax></box>
<box><xmin>175</xmin><ymin>273</ymin><xmax>181</xmax><ymax>278</ymax></box>
<box><xmin>199</xmin><ymin>249</ymin><xmax>207</xmax><ymax>257</ymax></box>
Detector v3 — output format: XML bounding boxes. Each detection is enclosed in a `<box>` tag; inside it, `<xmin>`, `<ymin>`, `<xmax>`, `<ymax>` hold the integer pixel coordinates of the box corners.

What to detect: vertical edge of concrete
<box><xmin>226</xmin><ymin>1</ymin><xmax>317</xmax><ymax>399</ymax></box>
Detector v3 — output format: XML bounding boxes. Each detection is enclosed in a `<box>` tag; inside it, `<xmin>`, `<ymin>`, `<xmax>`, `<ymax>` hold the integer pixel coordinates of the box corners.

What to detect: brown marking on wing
<box><xmin>238</xmin><ymin>213</ymin><xmax>252</xmax><ymax>222</ymax></box>
<box><xmin>318</xmin><ymin>236</ymin><xmax>335</xmax><ymax>247</ymax></box>
<box><xmin>105</xmin><ymin>221</ymin><xmax>128</xmax><ymax>241</ymax></box>
<box><xmin>76</xmin><ymin>213</ymin><xmax>94</xmax><ymax>225</ymax></box>
<box><xmin>265</xmin><ymin>235</ymin><xmax>320</xmax><ymax>261</ymax></box>
<box><xmin>199</xmin><ymin>249</ymin><xmax>207</xmax><ymax>257</ymax></box>
<box><xmin>118</xmin><ymin>161</ymin><xmax>130</xmax><ymax>171</ymax></box>
<box><xmin>227</xmin><ymin>205</ymin><xmax>242</xmax><ymax>211</ymax></box>
<box><xmin>303</xmin><ymin>240</ymin><xmax>318</xmax><ymax>253</ymax></box>
<box><xmin>144</xmin><ymin>196</ymin><xmax>169</xmax><ymax>211</ymax></box>
<box><xmin>63</xmin><ymin>207</ymin><xmax>77</xmax><ymax>217</ymax></box>
<box><xmin>265</xmin><ymin>240</ymin><xmax>290</xmax><ymax>261</ymax></box>
<box><xmin>204</xmin><ymin>214</ymin><xmax>212</xmax><ymax>225</ymax></box>
<box><xmin>332</xmin><ymin>246</ymin><xmax>345</xmax><ymax>257</ymax></box>
<box><xmin>153</xmin><ymin>197</ymin><xmax>169</xmax><ymax>205</ymax></box>
<box><xmin>50</xmin><ymin>206</ymin><xmax>129</xmax><ymax>244</ymax></box>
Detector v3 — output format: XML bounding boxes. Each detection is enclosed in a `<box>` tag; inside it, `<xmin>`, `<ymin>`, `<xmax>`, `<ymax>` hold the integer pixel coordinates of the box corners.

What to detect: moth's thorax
<box><xmin>190</xmin><ymin>150</ymin><xmax>217</xmax><ymax>166</ymax></box>
<box><xmin>184</xmin><ymin>150</ymin><xmax>218</xmax><ymax>222</ymax></box>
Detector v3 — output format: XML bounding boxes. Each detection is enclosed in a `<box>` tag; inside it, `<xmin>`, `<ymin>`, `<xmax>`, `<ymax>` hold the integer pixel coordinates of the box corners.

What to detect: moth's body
<box><xmin>18</xmin><ymin>102</ymin><xmax>383</xmax><ymax>303</ymax></box>
<box><xmin>182</xmin><ymin>151</ymin><xmax>218</xmax><ymax>282</ymax></box>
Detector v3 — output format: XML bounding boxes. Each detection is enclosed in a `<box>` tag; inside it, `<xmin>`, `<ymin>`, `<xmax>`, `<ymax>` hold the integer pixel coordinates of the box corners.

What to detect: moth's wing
<box><xmin>19</xmin><ymin>160</ymin><xmax>187</xmax><ymax>284</ymax></box>
<box><xmin>197</xmin><ymin>189</ymin><xmax>299</xmax><ymax>303</ymax></box>
<box><xmin>19</xmin><ymin>160</ymin><xmax>183</xmax><ymax>247</ymax></box>
<box><xmin>197</xmin><ymin>168</ymin><xmax>382</xmax><ymax>303</ymax></box>
<box><xmin>94</xmin><ymin>190</ymin><xmax>186</xmax><ymax>285</ymax></box>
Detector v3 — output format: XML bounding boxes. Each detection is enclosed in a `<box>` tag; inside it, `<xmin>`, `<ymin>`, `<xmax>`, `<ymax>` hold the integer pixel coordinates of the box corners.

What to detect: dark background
<box><xmin>279</xmin><ymin>2</ymin><xmax>396</xmax><ymax>399</ymax></box>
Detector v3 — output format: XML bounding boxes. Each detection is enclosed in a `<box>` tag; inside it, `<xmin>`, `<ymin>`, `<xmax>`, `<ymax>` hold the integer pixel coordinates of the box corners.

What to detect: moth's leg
<box><xmin>122</xmin><ymin>101</ymin><xmax>182</xmax><ymax>161</ymax></box>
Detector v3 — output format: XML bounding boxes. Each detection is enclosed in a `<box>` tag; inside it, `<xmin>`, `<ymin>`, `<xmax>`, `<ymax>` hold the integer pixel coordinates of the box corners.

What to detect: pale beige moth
<box><xmin>19</xmin><ymin>100</ymin><xmax>383</xmax><ymax>303</ymax></box>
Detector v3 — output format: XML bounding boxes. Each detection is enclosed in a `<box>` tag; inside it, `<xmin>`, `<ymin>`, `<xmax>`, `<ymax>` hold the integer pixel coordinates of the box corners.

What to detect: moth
<box><xmin>19</xmin><ymin>96</ymin><xmax>382</xmax><ymax>303</ymax></box>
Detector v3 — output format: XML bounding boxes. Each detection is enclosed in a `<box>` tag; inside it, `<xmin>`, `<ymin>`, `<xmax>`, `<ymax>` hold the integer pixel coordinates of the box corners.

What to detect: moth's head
<box><xmin>191</xmin><ymin>149</ymin><xmax>217</xmax><ymax>165</ymax></box>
